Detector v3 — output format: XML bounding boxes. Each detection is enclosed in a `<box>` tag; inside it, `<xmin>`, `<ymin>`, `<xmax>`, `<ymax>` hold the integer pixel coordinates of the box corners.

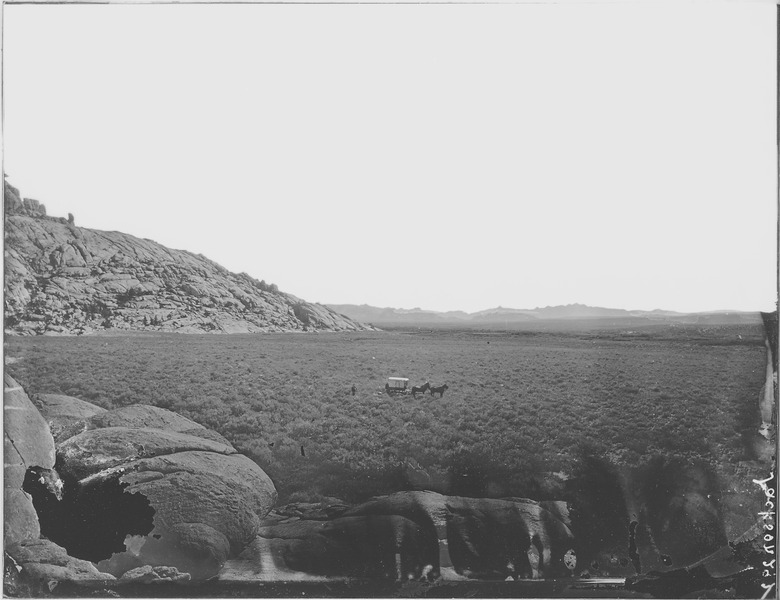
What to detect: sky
<box><xmin>3</xmin><ymin>1</ymin><xmax>777</xmax><ymax>314</ymax></box>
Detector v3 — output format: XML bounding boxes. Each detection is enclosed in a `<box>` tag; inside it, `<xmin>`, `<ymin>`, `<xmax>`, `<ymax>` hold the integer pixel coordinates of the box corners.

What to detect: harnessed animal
<box><xmin>411</xmin><ymin>382</ymin><xmax>430</xmax><ymax>398</ymax></box>
<box><xmin>430</xmin><ymin>383</ymin><xmax>449</xmax><ymax>398</ymax></box>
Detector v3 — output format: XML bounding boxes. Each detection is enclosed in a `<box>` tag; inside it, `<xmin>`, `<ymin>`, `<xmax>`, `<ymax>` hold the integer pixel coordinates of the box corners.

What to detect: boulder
<box><xmin>4</xmin><ymin>489</ymin><xmax>41</xmax><ymax>545</ymax></box>
<box><xmin>119</xmin><ymin>564</ymin><xmax>191</xmax><ymax>584</ymax></box>
<box><xmin>4</xmin><ymin>375</ymin><xmax>57</xmax><ymax>545</ymax></box>
<box><xmin>90</xmin><ymin>453</ymin><xmax>275</xmax><ymax>579</ymax></box>
<box><xmin>4</xmin><ymin>179</ymin><xmax>23</xmax><ymax>213</ymax></box>
<box><xmin>6</xmin><ymin>538</ymin><xmax>115</xmax><ymax>583</ymax></box>
<box><xmin>57</xmin><ymin>426</ymin><xmax>236</xmax><ymax>481</ymax></box>
<box><xmin>228</xmin><ymin>491</ymin><xmax>576</xmax><ymax>582</ymax></box>
<box><xmin>220</xmin><ymin>515</ymin><xmax>437</xmax><ymax>581</ymax></box>
<box><xmin>445</xmin><ymin>497</ymin><xmax>569</xmax><ymax>580</ymax></box>
<box><xmin>343</xmin><ymin>491</ymin><xmax>446</xmax><ymax>576</ymax></box>
<box><xmin>4</xmin><ymin>375</ymin><xmax>56</xmax><ymax>487</ymax></box>
<box><xmin>274</xmin><ymin>498</ymin><xmax>351</xmax><ymax>521</ymax></box>
<box><xmin>344</xmin><ymin>491</ymin><xmax>575</xmax><ymax>580</ymax></box>
<box><xmin>118</xmin><ymin>451</ymin><xmax>277</xmax><ymax>552</ymax></box>
<box><xmin>36</xmin><ymin>400</ymin><xmax>232</xmax><ymax>446</ymax></box>
<box><xmin>566</xmin><ymin>456</ymin><xmax>636</xmax><ymax>577</ymax></box>
<box><xmin>4</xmin><ymin>181</ymin><xmax>47</xmax><ymax>218</ymax></box>
<box><xmin>49</xmin><ymin>404</ymin><xmax>277</xmax><ymax>581</ymax></box>
<box><xmin>637</xmin><ymin>458</ymin><xmax>727</xmax><ymax>570</ymax></box>
<box><xmin>500</xmin><ymin>498</ymin><xmax>576</xmax><ymax>575</ymax></box>
<box><xmin>85</xmin><ymin>404</ymin><xmax>233</xmax><ymax>445</ymax></box>
<box><xmin>31</xmin><ymin>393</ymin><xmax>106</xmax><ymax>443</ymax></box>
<box><xmin>345</xmin><ymin>491</ymin><xmax>450</xmax><ymax>524</ymax></box>
<box><xmin>219</xmin><ymin>536</ymin><xmax>334</xmax><ymax>582</ymax></box>
<box><xmin>32</xmin><ymin>393</ymin><xmax>106</xmax><ymax>421</ymax></box>
<box><xmin>567</xmin><ymin>455</ymin><xmax>732</xmax><ymax>577</ymax></box>
<box><xmin>22</xmin><ymin>198</ymin><xmax>47</xmax><ymax>218</ymax></box>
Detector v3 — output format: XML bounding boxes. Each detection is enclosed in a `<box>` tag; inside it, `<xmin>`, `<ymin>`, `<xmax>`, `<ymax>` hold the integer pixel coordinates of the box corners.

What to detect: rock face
<box><xmin>239</xmin><ymin>516</ymin><xmax>438</xmax><ymax>581</ymax></box>
<box><xmin>11</xmin><ymin>388</ymin><xmax>278</xmax><ymax>583</ymax></box>
<box><xmin>345</xmin><ymin>491</ymin><xmax>576</xmax><ymax>580</ymax></box>
<box><xmin>3</xmin><ymin>179</ymin><xmax>47</xmax><ymax>218</ymax></box>
<box><xmin>6</xmin><ymin>538</ymin><xmax>115</xmax><ymax>584</ymax></box>
<box><xmin>4</xmin><ymin>179</ymin><xmax>372</xmax><ymax>335</ymax></box>
<box><xmin>32</xmin><ymin>401</ymin><xmax>277</xmax><ymax>581</ymax></box>
<box><xmin>564</xmin><ymin>455</ymin><xmax>735</xmax><ymax>579</ymax></box>
<box><xmin>31</xmin><ymin>393</ymin><xmax>107</xmax><ymax>443</ymax></box>
<box><xmin>220</xmin><ymin>491</ymin><xmax>576</xmax><ymax>582</ymax></box>
<box><xmin>33</xmin><ymin>397</ymin><xmax>231</xmax><ymax>446</ymax></box>
<box><xmin>119</xmin><ymin>564</ymin><xmax>191</xmax><ymax>584</ymax></box>
<box><xmin>3</xmin><ymin>374</ymin><xmax>57</xmax><ymax>546</ymax></box>
<box><xmin>3</xmin><ymin>377</ymin><xmax>116</xmax><ymax>591</ymax></box>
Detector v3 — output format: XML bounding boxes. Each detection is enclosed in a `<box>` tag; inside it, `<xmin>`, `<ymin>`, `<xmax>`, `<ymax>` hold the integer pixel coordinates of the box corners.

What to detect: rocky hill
<box><xmin>4</xmin><ymin>179</ymin><xmax>371</xmax><ymax>335</ymax></box>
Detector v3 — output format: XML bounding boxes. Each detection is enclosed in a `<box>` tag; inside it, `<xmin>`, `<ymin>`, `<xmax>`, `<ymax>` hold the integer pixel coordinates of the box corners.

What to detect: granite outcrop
<box><xmin>5</xmin><ymin>377</ymin><xmax>278</xmax><ymax>591</ymax></box>
<box><xmin>4</xmin><ymin>179</ymin><xmax>371</xmax><ymax>335</ymax></box>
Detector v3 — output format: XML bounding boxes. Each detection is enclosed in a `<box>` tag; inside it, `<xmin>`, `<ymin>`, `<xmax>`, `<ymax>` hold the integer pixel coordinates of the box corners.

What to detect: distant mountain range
<box><xmin>326</xmin><ymin>303</ymin><xmax>763</xmax><ymax>328</ymax></box>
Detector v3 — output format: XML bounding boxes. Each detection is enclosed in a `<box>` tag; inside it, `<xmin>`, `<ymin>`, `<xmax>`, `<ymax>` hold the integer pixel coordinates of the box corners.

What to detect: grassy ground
<box><xmin>4</xmin><ymin>323</ymin><xmax>767</xmax><ymax>503</ymax></box>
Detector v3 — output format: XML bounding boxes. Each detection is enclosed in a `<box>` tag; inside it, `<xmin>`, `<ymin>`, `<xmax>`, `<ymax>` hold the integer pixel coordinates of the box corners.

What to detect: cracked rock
<box><xmin>48</xmin><ymin>404</ymin><xmax>277</xmax><ymax>580</ymax></box>
<box><xmin>4</xmin><ymin>374</ymin><xmax>56</xmax><ymax>545</ymax></box>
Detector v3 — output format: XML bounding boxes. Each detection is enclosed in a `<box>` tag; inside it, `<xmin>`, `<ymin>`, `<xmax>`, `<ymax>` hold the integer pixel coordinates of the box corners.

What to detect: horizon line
<box><xmin>320</xmin><ymin>301</ymin><xmax>776</xmax><ymax>315</ymax></box>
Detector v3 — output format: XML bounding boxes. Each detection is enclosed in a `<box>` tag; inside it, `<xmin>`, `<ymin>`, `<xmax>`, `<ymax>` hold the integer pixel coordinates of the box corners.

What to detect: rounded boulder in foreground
<box><xmin>33</xmin><ymin>393</ymin><xmax>106</xmax><ymax>421</ymax></box>
<box><xmin>86</xmin><ymin>404</ymin><xmax>233</xmax><ymax>446</ymax></box>
<box><xmin>50</xmin><ymin>404</ymin><xmax>277</xmax><ymax>581</ymax></box>
<box><xmin>31</xmin><ymin>393</ymin><xmax>106</xmax><ymax>444</ymax></box>
<box><xmin>56</xmin><ymin>426</ymin><xmax>236</xmax><ymax>482</ymax></box>
<box><xmin>91</xmin><ymin>451</ymin><xmax>277</xmax><ymax>580</ymax></box>
<box><xmin>6</xmin><ymin>538</ymin><xmax>116</xmax><ymax>583</ymax></box>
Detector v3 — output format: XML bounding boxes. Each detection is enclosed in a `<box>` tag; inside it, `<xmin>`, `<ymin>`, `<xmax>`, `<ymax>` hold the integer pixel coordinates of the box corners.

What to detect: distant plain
<box><xmin>4</xmin><ymin>322</ymin><xmax>767</xmax><ymax>510</ymax></box>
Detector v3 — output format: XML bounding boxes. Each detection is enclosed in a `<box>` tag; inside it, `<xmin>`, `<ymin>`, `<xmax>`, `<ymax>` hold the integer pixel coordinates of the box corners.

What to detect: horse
<box><xmin>411</xmin><ymin>382</ymin><xmax>430</xmax><ymax>398</ymax></box>
<box><xmin>429</xmin><ymin>384</ymin><xmax>448</xmax><ymax>398</ymax></box>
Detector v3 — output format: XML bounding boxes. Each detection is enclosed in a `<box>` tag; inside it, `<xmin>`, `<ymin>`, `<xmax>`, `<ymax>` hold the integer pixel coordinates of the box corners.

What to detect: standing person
<box><xmin>351</xmin><ymin>384</ymin><xmax>357</xmax><ymax>396</ymax></box>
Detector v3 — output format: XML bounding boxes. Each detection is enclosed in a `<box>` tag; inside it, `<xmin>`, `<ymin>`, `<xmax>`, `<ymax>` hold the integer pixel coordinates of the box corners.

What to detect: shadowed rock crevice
<box><xmin>638</xmin><ymin>456</ymin><xmax>727</xmax><ymax>568</ymax></box>
<box><xmin>446</xmin><ymin>501</ymin><xmax>533</xmax><ymax>579</ymax></box>
<box><xmin>24</xmin><ymin>467</ymin><xmax>155</xmax><ymax>563</ymax></box>
<box><xmin>562</xmin><ymin>448</ymin><xmax>731</xmax><ymax>578</ymax></box>
<box><xmin>628</xmin><ymin>520</ymin><xmax>641</xmax><ymax>574</ymax></box>
<box><xmin>23</xmin><ymin>398</ymin><xmax>277</xmax><ymax>581</ymax></box>
<box><xmin>566</xmin><ymin>453</ymin><xmax>630</xmax><ymax>575</ymax></box>
<box><xmin>337</xmin><ymin>491</ymin><xmax>574</xmax><ymax>581</ymax></box>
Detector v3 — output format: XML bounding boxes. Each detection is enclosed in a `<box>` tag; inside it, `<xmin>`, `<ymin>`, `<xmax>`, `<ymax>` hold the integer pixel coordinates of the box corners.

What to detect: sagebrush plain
<box><xmin>4</xmin><ymin>321</ymin><xmax>767</xmax><ymax>510</ymax></box>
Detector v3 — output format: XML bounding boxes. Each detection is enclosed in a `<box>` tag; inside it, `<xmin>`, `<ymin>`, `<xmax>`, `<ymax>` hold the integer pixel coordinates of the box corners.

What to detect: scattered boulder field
<box><xmin>4</xmin><ymin>178</ymin><xmax>372</xmax><ymax>335</ymax></box>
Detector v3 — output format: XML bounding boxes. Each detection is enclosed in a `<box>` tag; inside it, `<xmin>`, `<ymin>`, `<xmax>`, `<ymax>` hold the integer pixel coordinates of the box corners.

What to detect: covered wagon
<box><xmin>385</xmin><ymin>377</ymin><xmax>410</xmax><ymax>396</ymax></box>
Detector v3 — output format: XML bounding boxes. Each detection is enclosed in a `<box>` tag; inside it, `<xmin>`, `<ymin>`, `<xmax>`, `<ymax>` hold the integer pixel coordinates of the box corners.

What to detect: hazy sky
<box><xmin>3</xmin><ymin>1</ymin><xmax>777</xmax><ymax>314</ymax></box>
